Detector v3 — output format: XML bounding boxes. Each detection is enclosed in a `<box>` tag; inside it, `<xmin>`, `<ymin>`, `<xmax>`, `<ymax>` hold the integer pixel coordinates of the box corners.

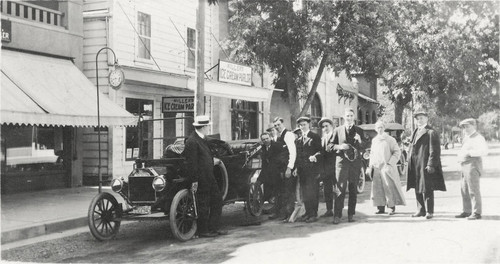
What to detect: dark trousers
<box><xmin>196</xmin><ymin>180</ymin><xmax>223</xmax><ymax>234</ymax></box>
<box><xmin>279</xmin><ymin>174</ymin><xmax>297</xmax><ymax>218</ymax></box>
<box><xmin>299</xmin><ymin>168</ymin><xmax>319</xmax><ymax>217</ymax></box>
<box><xmin>334</xmin><ymin>159</ymin><xmax>361</xmax><ymax>218</ymax></box>
<box><xmin>415</xmin><ymin>190</ymin><xmax>434</xmax><ymax>214</ymax></box>
<box><xmin>322</xmin><ymin>172</ymin><xmax>336</xmax><ymax>211</ymax></box>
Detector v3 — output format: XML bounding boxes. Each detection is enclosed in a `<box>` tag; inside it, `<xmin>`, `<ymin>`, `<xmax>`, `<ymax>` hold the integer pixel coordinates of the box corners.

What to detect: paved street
<box><xmin>2</xmin><ymin>144</ymin><xmax>500</xmax><ymax>263</ymax></box>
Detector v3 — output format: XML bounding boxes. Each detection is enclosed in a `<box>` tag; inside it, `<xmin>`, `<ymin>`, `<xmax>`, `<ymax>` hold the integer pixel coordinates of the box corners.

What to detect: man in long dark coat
<box><xmin>295</xmin><ymin>116</ymin><xmax>322</xmax><ymax>223</ymax></box>
<box><xmin>184</xmin><ymin>115</ymin><xmax>226</xmax><ymax>237</ymax></box>
<box><xmin>318</xmin><ymin>117</ymin><xmax>337</xmax><ymax>217</ymax></box>
<box><xmin>406</xmin><ymin>111</ymin><xmax>446</xmax><ymax>219</ymax></box>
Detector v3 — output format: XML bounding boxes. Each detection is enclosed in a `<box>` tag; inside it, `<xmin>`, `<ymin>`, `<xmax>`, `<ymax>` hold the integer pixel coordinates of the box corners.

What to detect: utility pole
<box><xmin>195</xmin><ymin>0</ymin><xmax>205</xmax><ymax>116</ymax></box>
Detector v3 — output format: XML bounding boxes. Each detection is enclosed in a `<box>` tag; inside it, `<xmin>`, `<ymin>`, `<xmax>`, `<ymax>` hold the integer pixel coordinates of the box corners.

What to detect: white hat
<box><xmin>193</xmin><ymin>115</ymin><xmax>211</xmax><ymax>126</ymax></box>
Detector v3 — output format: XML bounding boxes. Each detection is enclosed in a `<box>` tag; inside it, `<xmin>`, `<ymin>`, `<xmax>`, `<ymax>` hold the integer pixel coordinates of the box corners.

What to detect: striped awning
<box><xmin>1</xmin><ymin>49</ymin><xmax>137</xmax><ymax>127</ymax></box>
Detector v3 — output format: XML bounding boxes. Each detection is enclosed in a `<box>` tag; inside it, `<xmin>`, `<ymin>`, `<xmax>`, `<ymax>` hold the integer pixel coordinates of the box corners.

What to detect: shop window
<box><xmin>137</xmin><ymin>12</ymin><xmax>151</xmax><ymax>60</ymax></box>
<box><xmin>2</xmin><ymin>125</ymin><xmax>64</xmax><ymax>172</ymax></box>
<box><xmin>309</xmin><ymin>93</ymin><xmax>322</xmax><ymax>129</ymax></box>
<box><xmin>231</xmin><ymin>100</ymin><xmax>258</xmax><ymax>140</ymax></box>
<box><xmin>126</xmin><ymin>98</ymin><xmax>153</xmax><ymax>160</ymax></box>
<box><xmin>186</xmin><ymin>27</ymin><xmax>196</xmax><ymax>69</ymax></box>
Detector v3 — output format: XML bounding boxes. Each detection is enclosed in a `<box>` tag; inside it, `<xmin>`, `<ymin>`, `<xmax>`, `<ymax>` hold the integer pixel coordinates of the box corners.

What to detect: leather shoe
<box><xmin>412</xmin><ymin>212</ymin><xmax>426</xmax><ymax>217</ymax></box>
<box><xmin>388</xmin><ymin>207</ymin><xmax>395</xmax><ymax>215</ymax></box>
<box><xmin>467</xmin><ymin>214</ymin><xmax>481</xmax><ymax>220</ymax></box>
<box><xmin>216</xmin><ymin>230</ymin><xmax>229</xmax><ymax>236</ymax></box>
<box><xmin>321</xmin><ymin>210</ymin><xmax>333</xmax><ymax>217</ymax></box>
<box><xmin>333</xmin><ymin>217</ymin><xmax>341</xmax><ymax>225</ymax></box>
<box><xmin>305</xmin><ymin>216</ymin><xmax>318</xmax><ymax>223</ymax></box>
<box><xmin>425</xmin><ymin>213</ymin><xmax>433</xmax><ymax>219</ymax></box>
<box><xmin>348</xmin><ymin>215</ymin><xmax>355</xmax><ymax>222</ymax></box>
<box><xmin>455</xmin><ymin>212</ymin><xmax>471</xmax><ymax>218</ymax></box>
<box><xmin>199</xmin><ymin>232</ymin><xmax>218</xmax><ymax>238</ymax></box>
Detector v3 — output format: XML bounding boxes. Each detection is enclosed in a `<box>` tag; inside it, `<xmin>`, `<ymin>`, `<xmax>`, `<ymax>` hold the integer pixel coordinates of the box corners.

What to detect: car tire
<box><xmin>357</xmin><ymin>167</ymin><xmax>366</xmax><ymax>194</ymax></box>
<box><xmin>88</xmin><ymin>192</ymin><xmax>121</xmax><ymax>241</ymax></box>
<box><xmin>246</xmin><ymin>182</ymin><xmax>263</xmax><ymax>216</ymax></box>
<box><xmin>170</xmin><ymin>189</ymin><xmax>197</xmax><ymax>242</ymax></box>
<box><xmin>213</xmin><ymin>158</ymin><xmax>229</xmax><ymax>201</ymax></box>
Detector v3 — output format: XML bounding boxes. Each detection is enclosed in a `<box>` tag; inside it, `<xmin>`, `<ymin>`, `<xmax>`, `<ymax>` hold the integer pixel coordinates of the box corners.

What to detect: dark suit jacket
<box><xmin>295</xmin><ymin>131</ymin><xmax>322</xmax><ymax>174</ymax></box>
<box><xmin>332</xmin><ymin>124</ymin><xmax>365</xmax><ymax>163</ymax></box>
<box><xmin>319</xmin><ymin>132</ymin><xmax>336</xmax><ymax>176</ymax></box>
<box><xmin>259</xmin><ymin>141</ymin><xmax>281</xmax><ymax>185</ymax></box>
<box><xmin>183</xmin><ymin>132</ymin><xmax>215</xmax><ymax>192</ymax></box>
<box><xmin>406</xmin><ymin>125</ymin><xmax>446</xmax><ymax>192</ymax></box>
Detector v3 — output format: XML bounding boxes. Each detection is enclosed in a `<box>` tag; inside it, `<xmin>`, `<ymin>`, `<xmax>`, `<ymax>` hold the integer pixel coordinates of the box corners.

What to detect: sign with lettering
<box><xmin>1</xmin><ymin>19</ymin><xmax>12</xmax><ymax>43</ymax></box>
<box><xmin>218</xmin><ymin>60</ymin><xmax>252</xmax><ymax>86</ymax></box>
<box><xmin>162</xmin><ymin>96</ymin><xmax>194</xmax><ymax>113</ymax></box>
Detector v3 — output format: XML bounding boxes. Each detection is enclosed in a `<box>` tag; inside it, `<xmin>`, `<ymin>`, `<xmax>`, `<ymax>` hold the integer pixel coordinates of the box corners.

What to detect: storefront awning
<box><xmin>1</xmin><ymin>50</ymin><xmax>137</xmax><ymax>127</ymax></box>
<box><xmin>188</xmin><ymin>79</ymin><xmax>272</xmax><ymax>102</ymax></box>
<box><xmin>357</xmin><ymin>93</ymin><xmax>379</xmax><ymax>104</ymax></box>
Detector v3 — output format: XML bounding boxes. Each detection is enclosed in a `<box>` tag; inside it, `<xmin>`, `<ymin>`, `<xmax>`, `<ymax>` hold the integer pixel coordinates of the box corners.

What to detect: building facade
<box><xmin>1</xmin><ymin>0</ymin><xmax>134</xmax><ymax>193</ymax></box>
<box><xmin>81</xmin><ymin>0</ymin><xmax>273</xmax><ymax>183</ymax></box>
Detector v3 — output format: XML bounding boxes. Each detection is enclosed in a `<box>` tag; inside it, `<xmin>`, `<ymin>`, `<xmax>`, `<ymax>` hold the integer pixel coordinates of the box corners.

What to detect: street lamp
<box><xmin>95</xmin><ymin>47</ymin><xmax>123</xmax><ymax>193</ymax></box>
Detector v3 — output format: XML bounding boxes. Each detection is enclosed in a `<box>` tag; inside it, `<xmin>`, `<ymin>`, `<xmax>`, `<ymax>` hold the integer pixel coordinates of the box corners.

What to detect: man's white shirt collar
<box><xmin>195</xmin><ymin>130</ymin><xmax>205</xmax><ymax>139</ymax></box>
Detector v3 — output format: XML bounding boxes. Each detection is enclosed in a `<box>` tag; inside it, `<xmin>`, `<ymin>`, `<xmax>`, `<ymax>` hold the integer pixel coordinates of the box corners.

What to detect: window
<box><xmin>372</xmin><ymin>111</ymin><xmax>377</xmax><ymax>123</ymax></box>
<box><xmin>125</xmin><ymin>98</ymin><xmax>153</xmax><ymax>160</ymax></box>
<box><xmin>186</xmin><ymin>27</ymin><xmax>196</xmax><ymax>69</ymax></box>
<box><xmin>137</xmin><ymin>12</ymin><xmax>151</xmax><ymax>60</ymax></box>
<box><xmin>231</xmin><ymin>100</ymin><xmax>258</xmax><ymax>140</ymax></box>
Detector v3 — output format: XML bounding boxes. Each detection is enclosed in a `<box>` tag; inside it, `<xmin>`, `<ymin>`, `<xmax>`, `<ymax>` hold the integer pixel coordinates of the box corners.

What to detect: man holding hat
<box><xmin>295</xmin><ymin>116</ymin><xmax>322</xmax><ymax>223</ymax></box>
<box><xmin>184</xmin><ymin>115</ymin><xmax>226</xmax><ymax>237</ymax></box>
<box><xmin>456</xmin><ymin>118</ymin><xmax>488</xmax><ymax>220</ymax></box>
<box><xmin>406</xmin><ymin>110</ymin><xmax>446</xmax><ymax>219</ymax></box>
<box><xmin>318</xmin><ymin>117</ymin><xmax>338</xmax><ymax>217</ymax></box>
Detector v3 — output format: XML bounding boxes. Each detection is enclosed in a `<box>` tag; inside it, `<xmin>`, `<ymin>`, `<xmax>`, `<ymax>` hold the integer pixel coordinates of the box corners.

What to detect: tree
<box><xmin>224</xmin><ymin>0</ymin><xmax>394</xmax><ymax>126</ymax></box>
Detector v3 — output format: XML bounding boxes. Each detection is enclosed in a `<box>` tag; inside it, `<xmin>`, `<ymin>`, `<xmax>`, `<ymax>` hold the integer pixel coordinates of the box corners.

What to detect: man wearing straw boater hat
<box><xmin>406</xmin><ymin>110</ymin><xmax>446</xmax><ymax>219</ymax></box>
<box><xmin>184</xmin><ymin>115</ymin><xmax>227</xmax><ymax>237</ymax></box>
<box><xmin>455</xmin><ymin>118</ymin><xmax>488</xmax><ymax>220</ymax></box>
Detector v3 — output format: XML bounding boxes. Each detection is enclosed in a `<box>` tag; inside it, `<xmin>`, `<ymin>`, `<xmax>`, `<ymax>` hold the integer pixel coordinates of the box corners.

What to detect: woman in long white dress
<box><xmin>367</xmin><ymin>121</ymin><xmax>406</xmax><ymax>215</ymax></box>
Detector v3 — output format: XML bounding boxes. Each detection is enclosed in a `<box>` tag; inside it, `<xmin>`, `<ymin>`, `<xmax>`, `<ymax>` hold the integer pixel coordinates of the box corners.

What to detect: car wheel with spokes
<box><xmin>357</xmin><ymin>167</ymin><xmax>366</xmax><ymax>194</ymax></box>
<box><xmin>246</xmin><ymin>182</ymin><xmax>263</xmax><ymax>216</ymax></box>
<box><xmin>170</xmin><ymin>189</ymin><xmax>197</xmax><ymax>241</ymax></box>
<box><xmin>88</xmin><ymin>192</ymin><xmax>122</xmax><ymax>241</ymax></box>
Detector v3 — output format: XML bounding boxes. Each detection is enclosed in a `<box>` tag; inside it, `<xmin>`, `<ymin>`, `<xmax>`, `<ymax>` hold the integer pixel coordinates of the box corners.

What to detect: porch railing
<box><xmin>1</xmin><ymin>1</ymin><xmax>64</xmax><ymax>28</ymax></box>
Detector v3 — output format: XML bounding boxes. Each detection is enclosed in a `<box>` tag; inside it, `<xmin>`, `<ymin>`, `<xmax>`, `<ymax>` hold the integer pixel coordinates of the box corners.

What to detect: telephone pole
<box><xmin>195</xmin><ymin>0</ymin><xmax>205</xmax><ymax>115</ymax></box>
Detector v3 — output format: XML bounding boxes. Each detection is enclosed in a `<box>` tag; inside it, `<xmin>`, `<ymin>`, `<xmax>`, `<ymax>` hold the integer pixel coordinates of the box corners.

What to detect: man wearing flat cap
<box><xmin>406</xmin><ymin>110</ymin><xmax>446</xmax><ymax>219</ymax></box>
<box><xmin>318</xmin><ymin>117</ymin><xmax>338</xmax><ymax>217</ymax></box>
<box><xmin>295</xmin><ymin>116</ymin><xmax>322</xmax><ymax>223</ymax></box>
<box><xmin>455</xmin><ymin>118</ymin><xmax>488</xmax><ymax>220</ymax></box>
<box><xmin>184</xmin><ymin>115</ymin><xmax>226</xmax><ymax>237</ymax></box>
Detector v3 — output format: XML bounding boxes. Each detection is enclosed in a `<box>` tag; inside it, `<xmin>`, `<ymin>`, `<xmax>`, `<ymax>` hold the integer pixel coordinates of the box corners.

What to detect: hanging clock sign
<box><xmin>108</xmin><ymin>66</ymin><xmax>125</xmax><ymax>89</ymax></box>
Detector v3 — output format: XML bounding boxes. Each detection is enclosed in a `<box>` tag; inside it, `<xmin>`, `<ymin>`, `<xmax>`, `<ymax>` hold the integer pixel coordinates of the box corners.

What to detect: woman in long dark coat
<box><xmin>406</xmin><ymin>112</ymin><xmax>446</xmax><ymax>219</ymax></box>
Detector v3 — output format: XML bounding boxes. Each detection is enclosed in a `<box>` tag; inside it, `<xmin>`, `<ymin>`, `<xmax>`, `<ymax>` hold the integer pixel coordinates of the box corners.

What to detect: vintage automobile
<box><xmin>358</xmin><ymin>123</ymin><xmax>407</xmax><ymax>187</ymax></box>
<box><xmin>87</xmin><ymin>117</ymin><xmax>264</xmax><ymax>242</ymax></box>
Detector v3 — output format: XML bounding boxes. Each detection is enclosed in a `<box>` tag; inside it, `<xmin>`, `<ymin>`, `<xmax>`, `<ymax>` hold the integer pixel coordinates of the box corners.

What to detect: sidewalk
<box><xmin>1</xmin><ymin>186</ymin><xmax>106</xmax><ymax>244</ymax></box>
<box><xmin>1</xmin><ymin>142</ymin><xmax>499</xmax><ymax>246</ymax></box>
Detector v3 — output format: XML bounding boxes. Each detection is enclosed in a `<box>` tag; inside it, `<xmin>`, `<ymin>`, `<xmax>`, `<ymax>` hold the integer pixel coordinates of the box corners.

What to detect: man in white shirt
<box><xmin>455</xmin><ymin>118</ymin><xmax>488</xmax><ymax>220</ymax></box>
<box><xmin>268</xmin><ymin>117</ymin><xmax>297</xmax><ymax>221</ymax></box>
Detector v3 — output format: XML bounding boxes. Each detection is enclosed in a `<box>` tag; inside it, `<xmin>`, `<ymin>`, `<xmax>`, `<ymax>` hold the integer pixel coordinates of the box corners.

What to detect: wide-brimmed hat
<box><xmin>296</xmin><ymin>116</ymin><xmax>311</xmax><ymax>123</ymax></box>
<box><xmin>459</xmin><ymin>118</ymin><xmax>477</xmax><ymax>127</ymax></box>
<box><xmin>318</xmin><ymin>117</ymin><xmax>334</xmax><ymax>127</ymax></box>
<box><xmin>265</xmin><ymin>123</ymin><xmax>275</xmax><ymax>132</ymax></box>
<box><xmin>413</xmin><ymin>110</ymin><xmax>428</xmax><ymax>118</ymax></box>
<box><xmin>193</xmin><ymin>115</ymin><xmax>211</xmax><ymax>126</ymax></box>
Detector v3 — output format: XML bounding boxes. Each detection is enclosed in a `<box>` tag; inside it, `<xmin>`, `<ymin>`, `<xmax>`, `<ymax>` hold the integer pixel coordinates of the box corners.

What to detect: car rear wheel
<box><xmin>246</xmin><ymin>182</ymin><xmax>263</xmax><ymax>216</ymax></box>
<box><xmin>88</xmin><ymin>192</ymin><xmax>121</xmax><ymax>241</ymax></box>
<box><xmin>170</xmin><ymin>189</ymin><xmax>197</xmax><ymax>241</ymax></box>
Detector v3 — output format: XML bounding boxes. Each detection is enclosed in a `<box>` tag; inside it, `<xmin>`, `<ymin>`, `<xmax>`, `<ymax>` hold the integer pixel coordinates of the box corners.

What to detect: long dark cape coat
<box><xmin>406</xmin><ymin>125</ymin><xmax>446</xmax><ymax>192</ymax></box>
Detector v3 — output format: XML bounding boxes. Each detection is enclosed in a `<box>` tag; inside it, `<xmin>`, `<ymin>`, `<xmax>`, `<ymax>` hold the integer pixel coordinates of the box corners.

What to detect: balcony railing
<box><xmin>1</xmin><ymin>1</ymin><xmax>64</xmax><ymax>28</ymax></box>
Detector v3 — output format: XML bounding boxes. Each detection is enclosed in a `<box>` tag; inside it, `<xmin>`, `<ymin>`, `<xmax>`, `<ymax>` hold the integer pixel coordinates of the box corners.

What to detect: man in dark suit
<box><xmin>257</xmin><ymin>132</ymin><xmax>280</xmax><ymax>204</ymax></box>
<box><xmin>184</xmin><ymin>115</ymin><xmax>226</xmax><ymax>237</ymax></box>
<box><xmin>406</xmin><ymin>111</ymin><xmax>446</xmax><ymax>219</ymax></box>
<box><xmin>331</xmin><ymin>108</ymin><xmax>365</xmax><ymax>224</ymax></box>
<box><xmin>295</xmin><ymin>116</ymin><xmax>322</xmax><ymax>223</ymax></box>
<box><xmin>318</xmin><ymin>117</ymin><xmax>337</xmax><ymax>218</ymax></box>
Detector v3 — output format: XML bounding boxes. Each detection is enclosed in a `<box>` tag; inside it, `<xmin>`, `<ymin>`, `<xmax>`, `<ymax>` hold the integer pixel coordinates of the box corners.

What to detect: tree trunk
<box><xmin>298</xmin><ymin>54</ymin><xmax>328</xmax><ymax>117</ymax></box>
<box><xmin>285</xmin><ymin>64</ymin><xmax>300</xmax><ymax>128</ymax></box>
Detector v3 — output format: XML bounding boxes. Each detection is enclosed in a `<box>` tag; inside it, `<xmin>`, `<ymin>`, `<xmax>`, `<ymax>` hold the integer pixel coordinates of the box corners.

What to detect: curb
<box><xmin>1</xmin><ymin>217</ymin><xmax>87</xmax><ymax>245</ymax></box>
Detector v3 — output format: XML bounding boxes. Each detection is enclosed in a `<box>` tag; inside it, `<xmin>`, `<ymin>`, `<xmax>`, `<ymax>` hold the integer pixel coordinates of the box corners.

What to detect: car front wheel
<box><xmin>88</xmin><ymin>192</ymin><xmax>121</xmax><ymax>241</ymax></box>
<box><xmin>169</xmin><ymin>189</ymin><xmax>197</xmax><ymax>241</ymax></box>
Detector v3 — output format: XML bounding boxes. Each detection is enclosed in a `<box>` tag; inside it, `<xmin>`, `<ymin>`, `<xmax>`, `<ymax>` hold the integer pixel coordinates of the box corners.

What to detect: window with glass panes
<box><xmin>137</xmin><ymin>12</ymin><xmax>151</xmax><ymax>60</ymax></box>
<box><xmin>125</xmin><ymin>98</ymin><xmax>153</xmax><ymax>160</ymax></box>
<box><xmin>231</xmin><ymin>100</ymin><xmax>258</xmax><ymax>140</ymax></box>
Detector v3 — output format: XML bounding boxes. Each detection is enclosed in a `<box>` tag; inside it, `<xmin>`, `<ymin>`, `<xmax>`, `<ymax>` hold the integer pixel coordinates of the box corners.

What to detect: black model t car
<box><xmin>87</xmin><ymin>117</ymin><xmax>263</xmax><ymax>241</ymax></box>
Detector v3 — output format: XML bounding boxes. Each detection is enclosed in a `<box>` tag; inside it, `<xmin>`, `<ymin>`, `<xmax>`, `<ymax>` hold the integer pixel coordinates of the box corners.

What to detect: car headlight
<box><xmin>363</xmin><ymin>150</ymin><xmax>370</xmax><ymax>160</ymax></box>
<box><xmin>152</xmin><ymin>176</ymin><xmax>166</xmax><ymax>192</ymax></box>
<box><xmin>111</xmin><ymin>178</ymin><xmax>123</xmax><ymax>192</ymax></box>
